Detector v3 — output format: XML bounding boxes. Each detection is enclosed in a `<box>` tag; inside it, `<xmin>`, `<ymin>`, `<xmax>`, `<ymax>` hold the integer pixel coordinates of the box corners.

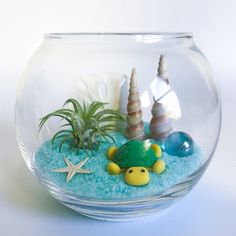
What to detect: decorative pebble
<box><xmin>165</xmin><ymin>131</ymin><xmax>194</xmax><ymax>157</ymax></box>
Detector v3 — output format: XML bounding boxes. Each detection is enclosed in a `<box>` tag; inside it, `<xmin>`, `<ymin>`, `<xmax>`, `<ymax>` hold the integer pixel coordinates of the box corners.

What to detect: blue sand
<box><xmin>165</xmin><ymin>131</ymin><xmax>194</xmax><ymax>157</ymax></box>
<box><xmin>35</xmin><ymin>132</ymin><xmax>202</xmax><ymax>200</ymax></box>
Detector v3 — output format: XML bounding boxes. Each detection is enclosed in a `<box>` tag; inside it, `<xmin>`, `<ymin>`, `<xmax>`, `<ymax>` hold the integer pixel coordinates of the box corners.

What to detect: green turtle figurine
<box><xmin>106</xmin><ymin>140</ymin><xmax>166</xmax><ymax>186</ymax></box>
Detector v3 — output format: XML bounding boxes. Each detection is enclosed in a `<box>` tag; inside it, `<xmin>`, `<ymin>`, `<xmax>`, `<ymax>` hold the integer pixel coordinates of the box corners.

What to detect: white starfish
<box><xmin>52</xmin><ymin>157</ymin><xmax>91</xmax><ymax>182</ymax></box>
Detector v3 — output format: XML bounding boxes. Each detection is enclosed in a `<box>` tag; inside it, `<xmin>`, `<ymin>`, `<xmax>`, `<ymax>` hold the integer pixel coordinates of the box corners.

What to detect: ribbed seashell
<box><xmin>150</xmin><ymin>100</ymin><xmax>172</xmax><ymax>140</ymax></box>
<box><xmin>158</xmin><ymin>55</ymin><xmax>169</xmax><ymax>85</ymax></box>
<box><xmin>126</xmin><ymin>68</ymin><xmax>145</xmax><ymax>140</ymax></box>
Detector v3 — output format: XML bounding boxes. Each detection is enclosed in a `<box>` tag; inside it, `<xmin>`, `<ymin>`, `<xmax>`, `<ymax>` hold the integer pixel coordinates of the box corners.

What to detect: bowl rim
<box><xmin>45</xmin><ymin>32</ymin><xmax>193</xmax><ymax>39</ymax></box>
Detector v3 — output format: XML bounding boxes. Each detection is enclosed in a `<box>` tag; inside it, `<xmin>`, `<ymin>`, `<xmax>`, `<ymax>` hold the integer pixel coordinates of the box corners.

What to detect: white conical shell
<box><xmin>149</xmin><ymin>100</ymin><xmax>172</xmax><ymax>140</ymax></box>
<box><xmin>126</xmin><ymin>68</ymin><xmax>145</xmax><ymax>140</ymax></box>
<box><xmin>152</xmin><ymin>55</ymin><xmax>181</xmax><ymax>120</ymax></box>
<box><xmin>158</xmin><ymin>55</ymin><xmax>169</xmax><ymax>84</ymax></box>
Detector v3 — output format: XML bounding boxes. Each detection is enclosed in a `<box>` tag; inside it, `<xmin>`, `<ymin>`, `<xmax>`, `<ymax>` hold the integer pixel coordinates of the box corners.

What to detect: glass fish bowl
<box><xmin>15</xmin><ymin>33</ymin><xmax>221</xmax><ymax>221</ymax></box>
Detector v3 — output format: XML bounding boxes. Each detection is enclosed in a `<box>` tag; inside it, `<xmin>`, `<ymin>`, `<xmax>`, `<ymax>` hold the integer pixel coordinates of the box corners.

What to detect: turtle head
<box><xmin>124</xmin><ymin>167</ymin><xmax>150</xmax><ymax>186</ymax></box>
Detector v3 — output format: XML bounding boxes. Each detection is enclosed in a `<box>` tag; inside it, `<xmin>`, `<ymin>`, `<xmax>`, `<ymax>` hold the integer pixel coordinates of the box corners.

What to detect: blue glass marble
<box><xmin>165</xmin><ymin>131</ymin><xmax>194</xmax><ymax>157</ymax></box>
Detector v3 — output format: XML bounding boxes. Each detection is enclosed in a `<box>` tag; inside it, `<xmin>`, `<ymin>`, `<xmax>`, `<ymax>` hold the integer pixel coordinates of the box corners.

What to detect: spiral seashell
<box><xmin>158</xmin><ymin>55</ymin><xmax>169</xmax><ymax>85</ymax></box>
<box><xmin>126</xmin><ymin>68</ymin><xmax>145</xmax><ymax>140</ymax></box>
<box><xmin>150</xmin><ymin>99</ymin><xmax>172</xmax><ymax>140</ymax></box>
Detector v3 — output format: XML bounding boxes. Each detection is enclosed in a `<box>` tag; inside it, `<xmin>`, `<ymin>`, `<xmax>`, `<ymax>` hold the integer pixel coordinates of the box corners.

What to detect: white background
<box><xmin>0</xmin><ymin>0</ymin><xmax>235</xmax><ymax>235</ymax></box>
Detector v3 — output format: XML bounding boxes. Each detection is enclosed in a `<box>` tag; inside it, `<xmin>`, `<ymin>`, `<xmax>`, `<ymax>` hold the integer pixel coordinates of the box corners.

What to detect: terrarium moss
<box><xmin>39</xmin><ymin>98</ymin><xmax>126</xmax><ymax>152</ymax></box>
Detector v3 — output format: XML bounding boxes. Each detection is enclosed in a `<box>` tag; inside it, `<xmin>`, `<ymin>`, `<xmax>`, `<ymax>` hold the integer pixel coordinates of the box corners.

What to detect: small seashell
<box><xmin>126</xmin><ymin>68</ymin><xmax>145</xmax><ymax>140</ymax></box>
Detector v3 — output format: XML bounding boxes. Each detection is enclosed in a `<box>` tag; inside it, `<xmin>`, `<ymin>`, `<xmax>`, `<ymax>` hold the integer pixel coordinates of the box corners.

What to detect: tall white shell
<box><xmin>151</xmin><ymin>55</ymin><xmax>181</xmax><ymax>120</ymax></box>
<box><xmin>149</xmin><ymin>100</ymin><xmax>172</xmax><ymax>140</ymax></box>
<box><xmin>158</xmin><ymin>54</ymin><xmax>169</xmax><ymax>84</ymax></box>
<box><xmin>126</xmin><ymin>68</ymin><xmax>145</xmax><ymax>140</ymax></box>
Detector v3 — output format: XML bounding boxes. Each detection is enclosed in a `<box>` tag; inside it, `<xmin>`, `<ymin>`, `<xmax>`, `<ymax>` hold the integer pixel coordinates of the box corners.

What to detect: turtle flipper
<box><xmin>151</xmin><ymin>144</ymin><xmax>162</xmax><ymax>158</ymax></box>
<box><xmin>107</xmin><ymin>162</ymin><xmax>121</xmax><ymax>175</ymax></box>
<box><xmin>152</xmin><ymin>160</ymin><xmax>166</xmax><ymax>174</ymax></box>
<box><xmin>107</xmin><ymin>146</ymin><xmax>118</xmax><ymax>160</ymax></box>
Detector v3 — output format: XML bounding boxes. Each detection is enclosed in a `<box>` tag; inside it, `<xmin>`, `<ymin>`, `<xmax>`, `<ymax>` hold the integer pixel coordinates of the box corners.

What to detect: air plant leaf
<box><xmin>51</xmin><ymin>130</ymin><xmax>73</xmax><ymax>148</ymax></box>
<box><xmin>64</xmin><ymin>98</ymin><xmax>83</xmax><ymax>116</ymax></box>
<box><xmin>38</xmin><ymin>98</ymin><xmax>126</xmax><ymax>153</ymax></box>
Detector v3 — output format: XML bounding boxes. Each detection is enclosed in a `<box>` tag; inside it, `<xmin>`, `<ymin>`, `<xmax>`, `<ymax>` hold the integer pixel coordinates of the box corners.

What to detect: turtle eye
<box><xmin>128</xmin><ymin>169</ymin><xmax>133</xmax><ymax>174</ymax></box>
<box><xmin>141</xmin><ymin>169</ymin><xmax>145</xmax><ymax>173</ymax></box>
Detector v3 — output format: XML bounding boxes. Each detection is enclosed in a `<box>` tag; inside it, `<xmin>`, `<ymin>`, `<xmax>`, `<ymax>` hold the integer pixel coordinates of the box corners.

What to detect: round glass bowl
<box><xmin>15</xmin><ymin>33</ymin><xmax>221</xmax><ymax>221</ymax></box>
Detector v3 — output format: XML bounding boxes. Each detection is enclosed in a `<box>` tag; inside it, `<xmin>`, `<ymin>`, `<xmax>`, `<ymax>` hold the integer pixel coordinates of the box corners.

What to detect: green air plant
<box><xmin>39</xmin><ymin>98</ymin><xmax>126</xmax><ymax>152</ymax></box>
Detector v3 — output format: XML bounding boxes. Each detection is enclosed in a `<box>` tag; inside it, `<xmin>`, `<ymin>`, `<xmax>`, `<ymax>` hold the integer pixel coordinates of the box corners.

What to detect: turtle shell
<box><xmin>113</xmin><ymin>140</ymin><xmax>158</xmax><ymax>169</ymax></box>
